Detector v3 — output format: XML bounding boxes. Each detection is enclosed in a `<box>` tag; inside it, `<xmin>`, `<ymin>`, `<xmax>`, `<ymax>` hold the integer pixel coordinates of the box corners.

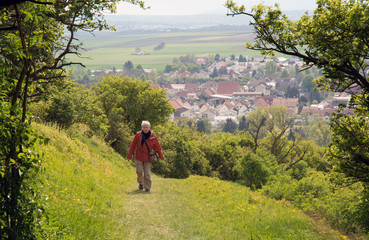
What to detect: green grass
<box><xmin>33</xmin><ymin>123</ymin><xmax>348</xmax><ymax>239</ymax></box>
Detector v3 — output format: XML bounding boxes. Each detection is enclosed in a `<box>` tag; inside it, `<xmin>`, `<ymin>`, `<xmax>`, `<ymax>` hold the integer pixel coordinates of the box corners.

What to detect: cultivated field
<box><xmin>69</xmin><ymin>27</ymin><xmax>263</xmax><ymax>71</ymax></box>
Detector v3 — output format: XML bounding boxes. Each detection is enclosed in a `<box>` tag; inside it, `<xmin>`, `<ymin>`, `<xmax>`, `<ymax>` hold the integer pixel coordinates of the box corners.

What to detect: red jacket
<box><xmin>127</xmin><ymin>130</ymin><xmax>164</xmax><ymax>162</ymax></box>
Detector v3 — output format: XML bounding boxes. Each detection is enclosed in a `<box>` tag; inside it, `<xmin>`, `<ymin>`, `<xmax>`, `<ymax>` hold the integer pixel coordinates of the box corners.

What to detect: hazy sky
<box><xmin>116</xmin><ymin>0</ymin><xmax>317</xmax><ymax>15</ymax></box>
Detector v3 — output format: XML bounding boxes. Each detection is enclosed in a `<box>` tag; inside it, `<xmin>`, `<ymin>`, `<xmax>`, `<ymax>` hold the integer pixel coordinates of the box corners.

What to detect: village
<box><xmin>88</xmin><ymin>54</ymin><xmax>352</xmax><ymax>129</ymax></box>
<box><xmin>153</xmin><ymin>56</ymin><xmax>352</xmax><ymax>129</ymax></box>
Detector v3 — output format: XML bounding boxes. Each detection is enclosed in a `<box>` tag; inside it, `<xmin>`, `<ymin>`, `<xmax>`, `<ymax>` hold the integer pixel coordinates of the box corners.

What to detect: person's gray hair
<box><xmin>141</xmin><ymin>120</ymin><xmax>151</xmax><ymax>127</ymax></box>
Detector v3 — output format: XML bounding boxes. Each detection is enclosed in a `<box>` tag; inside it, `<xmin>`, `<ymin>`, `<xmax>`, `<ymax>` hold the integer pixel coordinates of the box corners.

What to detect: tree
<box><xmin>153</xmin><ymin>42</ymin><xmax>165</xmax><ymax>51</ymax></box>
<box><xmin>0</xmin><ymin>0</ymin><xmax>145</xmax><ymax>237</ymax></box>
<box><xmin>280</xmin><ymin>68</ymin><xmax>289</xmax><ymax>78</ymax></box>
<box><xmin>265</xmin><ymin>61</ymin><xmax>277</xmax><ymax>76</ymax></box>
<box><xmin>238</xmin><ymin>54</ymin><xmax>247</xmax><ymax>62</ymax></box>
<box><xmin>285</xmin><ymin>86</ymin><xmax>299</xmax><ymax>98</ymax></box>
<box><xmin>301</xmin><ymin>75</ymin><xmax>315</xmax><ymax>92</ymax></box>
<box><xmin>226</xmin><ymin>0</ymin><xmax>369</xmax><ymax>183</ymax></box>
<box><xmin>165</xmin><ymin>64</ymin><xmax>173</xmax><ymax>73</ymax></box>
<box><xmin>210</xmin><ymin>68</ymin><xmax>219</xmax><ymax>78</ymax></box>
<box><xmin>93</xmin><ymin>75</ymin><xmax>175</xmax><ymax>135</ymax></box>
<box><xmin>246</xmin><ymin>107</ymin><xmax>269</xmax><ymax>152</ymax></box>
<box><xmin>124</xmin><ymin>60</ymin><xmax>134</xmax><ymax>70</ymax></box>
<box><xmin>39</xmin><ymin>81</ymin><xmax>108</xmax><ymax>136</ymax></box>
<box><xmin>147</xmin><ymin>69</ymin><xmax>159</xmax><ymax>83</ymax></box>
<box><xmin>223</xmin><ymin>118</ymin><xmax>238</xmax><ymax>134</ymax></box>
<box><xmin>187</xmin><ymin>63</ymin><xmax>201</xmax><ymax>73</ymax></box>
<box><xmin>214</xmin><ymin>53</ymin><xmax>221</xmax><ymax>62</ymax></box>
<box><xmin>196</xmin><ymin>118</ymin><xmax>212</xmax><ymax>134</ymax></box>
<box><xmin>308</xmin><ymin>119</ymin><xmax>332</xmax><ymax>146</ymax></box>
<box><xmin>238</xmin><ymin>115</ymin><xmax>249</xmax><ymax>131</ymax></box>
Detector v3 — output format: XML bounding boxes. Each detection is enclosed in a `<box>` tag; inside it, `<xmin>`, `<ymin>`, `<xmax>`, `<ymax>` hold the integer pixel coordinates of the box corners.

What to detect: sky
<box><xmin>116</xmin><ymin>0</ymin><xmax>317</xmax><ymax>15</ymax></box>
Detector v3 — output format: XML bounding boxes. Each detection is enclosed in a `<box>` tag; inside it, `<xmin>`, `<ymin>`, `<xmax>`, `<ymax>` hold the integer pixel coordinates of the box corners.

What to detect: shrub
<box><xmin>357</xmin><ymin>185</ymin><xmax>369</xmax><ymax>232</ymax></box>
<box><xmin>241</xmin><ymin>151</ymin><xmax>276</xmax><ymax>190</ymax></box>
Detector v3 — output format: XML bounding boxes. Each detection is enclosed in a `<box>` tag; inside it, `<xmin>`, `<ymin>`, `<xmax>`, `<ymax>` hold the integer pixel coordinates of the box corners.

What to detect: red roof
<box><xmin>217</xmin><ymin>81</ymin><xmax>239</xmax><ymax>95</ymax></box>
<box><xmin>176</xmin><ymin>91</ymin><xmax>188</xmax><ymax>97</ymax></box>
<box><xmin>185</xmin><ymin>83</ymin><xmax>198</xmax><ymax>90</ymax></box>
<box><xmin>200</xmin><ymin>81</ymin><xmax>217</xmax><ymax>88</ymax></box>
<box><xmin>151</xmin><ymin>83</ymin><xmax>161</xmax><ymax>89</ymax></box>
<box><xmin>272</xmin><ymin>98</ymin><xmax>299</xmax><ymax>107</ymax></box>
<box><xmin>163</xmin><ymin>83</ymin><xmax>172</xmax><ymax>89</ymax></box>
<box><xmin>169</xmin><ymin>98</ymin><xmax>189</xmax><ymax>110</ymax></box>
<box><xmin>224</xmin><ymin>101</ymin><xmax>234</xmax><ymax>110</ymax></box>
<box><xmin>254</xmin><ymin>97</ymin><xmax>269</xmax><ymax>107</ymax></box>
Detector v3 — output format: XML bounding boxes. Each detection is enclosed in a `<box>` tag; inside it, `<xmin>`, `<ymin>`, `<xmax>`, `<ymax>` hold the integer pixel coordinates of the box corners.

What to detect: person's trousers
<box><xmin>135</xmin><ymin>160</ymin><xmax>152</xmax><ymax>190</ymax></box>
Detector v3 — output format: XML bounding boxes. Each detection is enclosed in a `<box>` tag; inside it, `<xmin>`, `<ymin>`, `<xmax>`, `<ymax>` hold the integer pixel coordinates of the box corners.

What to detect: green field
<box><xmin>69</xmin><ymin>27</ymin><xmax>261</xmax><ymax>71</ymax></box>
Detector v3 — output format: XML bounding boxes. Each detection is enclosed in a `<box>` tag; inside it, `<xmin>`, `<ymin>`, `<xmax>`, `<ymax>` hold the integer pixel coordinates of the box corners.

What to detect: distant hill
<box><xmin>102</xmin><ymin>10</ymin><xmax>307</xmax><ymax>33</ymax></box>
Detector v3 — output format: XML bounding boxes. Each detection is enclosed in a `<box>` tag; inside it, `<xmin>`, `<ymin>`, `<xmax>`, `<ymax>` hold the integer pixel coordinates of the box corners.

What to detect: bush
<box><xmin>288</xmin><ymin>160</ymin><xmax>308</xmax><ymax>180</ymax></box>
<box><xmin>202</xmin><ymin>132</ymin><xmax>245</xmax><ymax>181</ymax></box>
<box><xmin>241</xmin><ymin>151</ymin><xmax>277</xmax><ymax>189</ymax></box>
<box><xmin>357</xmin><ymin>185</ymin><xmax>369</xmax><ymax>233</ymax></box>
<box><xmin>262</xmin><ymin>173</ymin><xmax>297</xmax><ymax>200</ymax></box>
<box><xmin>152</xmin><ymin>122</ymin><xmax>198</xmax><ymax>178</ymax></box>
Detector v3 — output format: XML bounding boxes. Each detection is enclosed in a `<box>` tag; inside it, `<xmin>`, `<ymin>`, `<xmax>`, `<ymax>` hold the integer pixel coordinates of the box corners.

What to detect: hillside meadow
<box><xmin>31</xmin><ymin>123</ymin><xmax>350</xmax><ymax>239</ymax></box>
<box><xmin>69</xmin><ymin>27</ymin><xmax>286</xmax><ymax>71</ymax></box>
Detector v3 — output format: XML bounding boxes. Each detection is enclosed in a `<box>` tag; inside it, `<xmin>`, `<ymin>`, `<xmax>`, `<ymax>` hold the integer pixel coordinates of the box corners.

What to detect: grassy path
<box><xmin>123</xmin><ymin>176</ymin><xmax>182</xmax><ymax>239</ymax></box>
<box><xmin>122</xmin><ymin>175</ymin><xmax>346</xmax><ymax>240</ymax></box>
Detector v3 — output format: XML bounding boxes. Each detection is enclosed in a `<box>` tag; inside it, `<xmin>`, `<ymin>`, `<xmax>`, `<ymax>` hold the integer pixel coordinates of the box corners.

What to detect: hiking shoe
<box><xmin>145</xmin><ymin>188</ymin><xmax>150</xmax><ymax>192</ymax></box>
<box><xmin>139</xmin><ymin>184</ymin><xmax>143</xmax><ymax>190</ymax></box>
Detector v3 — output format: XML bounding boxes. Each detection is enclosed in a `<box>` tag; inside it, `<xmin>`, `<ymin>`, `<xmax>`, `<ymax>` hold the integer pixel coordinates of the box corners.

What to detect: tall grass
<box><xmin>33</xmin><ymin>123</ymin><xmax>348</xmax><ymax>239</ymax></box>
<box><xmin>34</xmin><ymin>123</ymin><xmax>137</xmax><ymax>239</ymax></box>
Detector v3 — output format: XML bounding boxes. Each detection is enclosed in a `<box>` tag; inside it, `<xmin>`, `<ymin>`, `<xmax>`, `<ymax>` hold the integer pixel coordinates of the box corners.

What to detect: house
<box><xmin>199</xmin><ymin>88</ymin><xmax>216</xmax><ymax>99</ymax></box>
<box><xmin>234</xmin><ymin>101</ymin><xmax>247</xmax><ymax>111</ymax></box>
<box><xmin>199</xmin><ymin>81</ymin><xmax>217</xmax><ymax>89</ymax></box>
<box><xmin>239</xmin><ymin>104</ymin><xmax>257</xmax><ymax>116</ymax></box>
<box><xmin>255</xmin><ymin>83</ymin><xmax>270</xmax><ymax>96</ymax></box>
<box><xmin>187</xmin><ymin>93</ymin><xmax>198</xmax><ymax>100</ymax></box>
<box><xmin>133</xmin><ymin>48</ymin><xmax>145</xmax><ymax>55</ymax></box>
<box><xmin>275</xmin><ymin>78</ymin><xmax>297</xmax><ymax>92</ymax></box>
<box><xmin>176</xmin><ymin>91</ymin><xmax>189</xmax><ymax>98</ymax></box>
<box><xmin>217</xmin><ymin>102</ymin><xmax>237</xmax><ymax>116</ymax></box>
<box><xmin>185</xmin><ymin>83</ymin><xmax>198</xmax><ymax>91</ymax></box>
<box><xmin>170</xmin><ymin>84</ymin><xmax>186</xmax><ymax>92</ymax></box>
<box><xmin>191</xmin><ymin>70</ymin><xmax>210</xmax><ymax>79</ymax></box>
<box><xmin>229</xmin><ymin>70</ymin><xmax>242</xmax><ymax>79</ymax></box>
<box><xmin>272</xmin><ymin>98</ymin><xmax>299</xmax><ymax>113</ymax></box>
<box><xmin>216</xmin><ymin>81</ymin><xmax>239</xmax><ymax>96</ymax></box>
<box><xmin>233</xmin><ymin>92</ymin><xmax>263</xmax><ymax>100</ymax></box>
<box><xmin>201</xmin><ymin>109</ymin><xmax>217</xmax><ymax>121</ymax></box>
<box><xmin>237</xmin><ymin>105</ymin><xmax>248</xmax><ymax>116</ymax></box>
<box><xmin>199</xmin><ymin>103</ymin><xmax>211</xmax><ymax>114</ymax></box>
<box><xmin>169</xmin><ymin>98</ymin><xmax>192</xmax><ymax>117</ymax></box>
<box><xmin>193</xmin><ymin>57</ymin><xmax>208</xmax><ymax>65</ymax></box>
<box><xmin>180</xmin><ymin>109</ymin><xmax>198</xmax><ymax>120</ymax></box>
<box><xmin>254</xmin><ymin>97</ymin><xmax>269</xmax><ymax>108</ymax></box>
<box><xmin>180</xmin><ymin>71</ymin><xmax>191</xmax><ymax>77</ymax></box>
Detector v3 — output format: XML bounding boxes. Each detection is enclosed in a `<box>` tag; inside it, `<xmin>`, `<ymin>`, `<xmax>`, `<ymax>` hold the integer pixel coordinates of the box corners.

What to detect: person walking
<box><xmin>127</xmin><ymin>121</ymin><xmax>164</xmax><ymax>192</ymax></box>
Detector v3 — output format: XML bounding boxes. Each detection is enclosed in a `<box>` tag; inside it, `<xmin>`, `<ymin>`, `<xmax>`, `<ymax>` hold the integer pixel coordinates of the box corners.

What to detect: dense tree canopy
<box><xmin>93</xmin><ymin>75</ymin><xmax>175</xmax><ymax>134</ymax></box>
